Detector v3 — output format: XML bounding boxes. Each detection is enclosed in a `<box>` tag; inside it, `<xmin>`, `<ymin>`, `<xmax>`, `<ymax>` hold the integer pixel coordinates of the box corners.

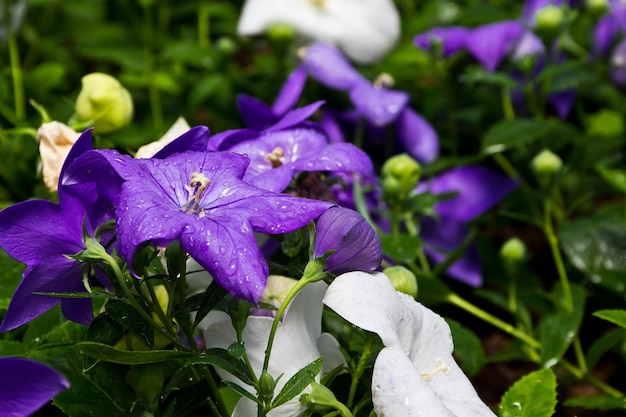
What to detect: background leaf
<box><xmin>499</xmin><ymin>368</ymin><xmax>557</xmax><ymax>417</ymax></box>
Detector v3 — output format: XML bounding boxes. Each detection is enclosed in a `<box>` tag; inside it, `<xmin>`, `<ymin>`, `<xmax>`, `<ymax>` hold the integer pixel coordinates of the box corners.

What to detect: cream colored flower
<box><xmin>36</xmin><ymin>122</ymin><xmax>81</xmax><ymax>192</ymax></box>
<box><xmin>237</xmin><ymin>0</ymin><xmax>400</xmax><ymax>64</ymax></box>
<box><xmin>135</xmin><ymin>117</ymin><xmax>191</xmax><ymax>159</ymax></box>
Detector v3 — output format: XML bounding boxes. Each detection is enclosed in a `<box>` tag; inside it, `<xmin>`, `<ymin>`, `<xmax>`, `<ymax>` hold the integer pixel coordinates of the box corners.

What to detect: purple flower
<box><xmin>313</xmin><ymin>206</ymin><xmax>382</xmax><ymax>274</ymax></box>
<box><xmin>413</xmin><ymin>26</ymin><xmax>469</xmax><ymax>57</ymax></box>
<box><xmin>69</xmin><ymin>150</ymin><xmax>332</xmax><ymax>303</ymax></box>
<box><xmin>611</xmin><ymin>38</ymin><xmax>626</xmax><ymax>88</ymax></box>
<box><xmin>416</xmin><ymin>166</ymin><xmax>519</xmax><ymax>286</ymax></box>
<box><xmin>466</xmin><ymin>21</ymin><xmax>526</xmax><ymax>72</ymax></box>
<box><xmin>299</xmin><ymin>42</ymin><xmax>439</xmax><ymax>163</ymax></box>
<box><xmin>0</xmin><ymin>357</ymin><xmax>69</xmax><ymax>417</ymax></box>
<box><xmin>0</xmin><ymin>133</ymin><xmax>95</xmax><ymax>331</ymax></box>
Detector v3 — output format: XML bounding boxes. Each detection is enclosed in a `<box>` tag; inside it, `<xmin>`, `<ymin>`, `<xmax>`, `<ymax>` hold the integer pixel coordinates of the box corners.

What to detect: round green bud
<box><xmin>534</xmin><ymin>5</ymin><xmax>564</xmax><ymax>32</ymax></box>
<box><xmin>531</xmin><ymin>149</ymin><xmax>563</xmax><ymax>183</ymax></box>
<box><xmin>381</xmin><ymin>153</ymin><xmax>421</xmax><ymax>203</ymax></box>
<box><xmin>267</xmin><ymin>23</ymin><xmax>295</xmax><ymax>43</ymax></box>
<box><xmin>300</xmin><ymin>381</ymin><xmax>347</xmax><ymax>415</ymax></box>
<box><xmin>75</xmin><ymin>73</ymin><xmax>133</xmax><ymax>134</ymax></box>
<box><xmin>258</xmin><ymin>370</ymin><xmax>276</xmax><ymax>403</ymax></box>
<box><xmin>216</xmin><ymin>36</ymin><xmax>238</xmax><ymax>55</ymax></box>
<box><xmin>500</xmin><ymin>238</ymin><xmax>526</xmax><ymax>264</ymax></box>
<box><xmin>383</xmin><ymin>266</ymin><xmax>418</xmax><ymax>298</ymax></box>
<box><xmin>587</xmin><ymin>0</ymin><xmax>608</xmax><ymax>14</ymax></box>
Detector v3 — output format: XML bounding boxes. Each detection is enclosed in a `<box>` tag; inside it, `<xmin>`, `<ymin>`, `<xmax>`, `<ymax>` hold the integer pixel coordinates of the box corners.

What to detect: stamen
<box><xmin>182</xmin><ymin>172</ymin><xmax>210</xmax><ymax>217</ymax></box>
<box><xmin>421</xmin><ymin>357</ymin><xmax>451</xmax><ymax>379</ymax></box>
<box><xmin>264</xmin><ymin>147</ymin><xmax>285</xmax><ymax>168</ymax></box>
<box><xmin>374</xmin><ymin>73</ymin><xmax>395</xmax><ymax>89</ymax></box>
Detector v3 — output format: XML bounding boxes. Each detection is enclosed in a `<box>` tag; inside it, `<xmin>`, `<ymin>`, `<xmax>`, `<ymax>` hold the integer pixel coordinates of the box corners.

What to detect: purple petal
<box><xmin>422</xmin><ymin>165</ymin><xmax>519</xmax><ymax>222</ymax></box>
<box><xmin>153</xmin><ymin>125</ymin><xmax>211</xmax><ymax>159</ymax></box>
<box><xmin>247</xmin><ymin>165</ymin><xmax>295</xmax><ymax>193</ymax></box>
<box><xmin>272</xmin><ymin>66</ymin><xmax>307</xmax><ymax>116</ymax></box>
<box><xmin>320</xmin><ymin>111</ymin><xmax>345</xmax><ymax>143</ymax></box>
<box><xmin>466</xmin><ymin>21</ymin><xmax>525</xmax><ymax>72</ymax></box>
<box><xmin>0</xmin><ymin>357</ymin><xmax>69</xmax><ymax>417</ymax></box>
<box><xmin>299</xmin><ymin>42</ymin><xmax>366</xmax><ymax>90</ymax></box>
<box><xmin>396</xmin><ymin>108</ymin><xmax>439</xmax><ymax>163</ymax></box>
<box><xmin>314</xmin><ymin>207</ymin><xmax>382</xmax><ymax>274</ymax></box>
<box><xmin>207</xmin><ymin>129</ymin><xmax>259</xmax><ymax>152</ymax></box>
<box><xmin>510</xmin><ymin>30</ymin><xmax>546</xmax><ymax>61</ymax></box>
<box><xmin>237</xmin><ymin>94</ymin><xmax>277</xmax><ymax>131</ymax></box>
<box><xmin>265</xmin><ymin>101</ymin><xmax>325</xmax><ymax>133</ymax></box>
<box><xmin>349</xmin><ymin>83</ymin><xmax>409</xmax><ymax>126</ymax></box>
<box><xmin>413</xmin><ymin>26</ymin><xmax>469</xmax><ymax>57</ymax></box>
<box><xmin>291</xmin><ymin>142</ymin><xmax>374</xmax><ymax>177</ymax></box>
<box><xmin>548</xmin><ymin>89</ymin><xmax>576</xmax><ymax>118</ymax></box>
<box><xmin>593</xmin><ymin>14</ymin><xmax>619</xmax><ymax>57</ymax></box>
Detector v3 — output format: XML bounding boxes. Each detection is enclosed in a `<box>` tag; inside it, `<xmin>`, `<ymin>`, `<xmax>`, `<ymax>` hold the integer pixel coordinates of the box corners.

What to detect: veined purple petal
<box><xmin>237</xmin><ymin>94</ymin><xmax>277</xmax><ymax>131</ymax></box>
<box><xmin>466</xmin><ymin>21</ymin><xmax>525</xmax><ymax>72</ymax></box>
<box><xmin>207</xmin><ymin>129</ymin><xmax>259</xmax><ymax>152</ymax></box>
<box><xmin>0</xmin><ymin>357</ymin><xmax>69</xmax><ymax>417</ymax></box>
<box><xmin>314</xmin><ymin>207</ymin><xmax>382</xmax><ymax>274</ymax></box>
<box><xmin>291</xmin><ymin>142</ymin><xmax>374</xmax><ymax>177</ymax></box>
<box><xmin>265</xmin><ymin>101</ymin><xmax>325</xmax><ymax>133</ymax></box>
<box><xmin>349</xmin><ymin>82</ymin><xmax>409</xmax><ymax>126</ymax></box>
<box><xmin>413</xmin><ymin>26</ymin><xmax>469</xmax><ymax>57</ymax></box>
<box><xmin>421</xmin><ymin>165</ymin><xmax>519</xmax><ymax>222</ymax></box>
<box><xmin>272</xmin><ymin>66</ymin><xmax>307</xmax><ymax>116</ymax></box>
<box><xmin>396</xmin><ymin>108</ymin><xmax>439</xmax><ymax>163</ymax></box>
<box><xmin>300</xmin><ymin>42</ymin><xmax>366</xmax><ymax>90</ymax></box>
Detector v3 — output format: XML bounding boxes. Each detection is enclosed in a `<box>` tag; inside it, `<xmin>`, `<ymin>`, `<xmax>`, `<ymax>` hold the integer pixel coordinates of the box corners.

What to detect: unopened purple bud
<box><xmin>314</xmin><ymin>207</ymin><xmax>382</xmax><ymax>274</ymax></box>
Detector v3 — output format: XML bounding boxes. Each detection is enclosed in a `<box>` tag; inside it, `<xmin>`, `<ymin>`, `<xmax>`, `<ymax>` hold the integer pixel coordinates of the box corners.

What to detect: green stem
<box><xmin>8</xmin><ymin>32</ymin><xmax>25</xmax><ymax>121</ymax></box>
<box><xmin>347</xmin><ymin>334</ymin><xmax>374</xmax><ymax>408</ymax></box>
<box><xmin>198</xmin><ymin>1</ymin><xmax>211</xmax><ymax>48</ymax></box>
<box><xmin>543</xmin><ymin>199</ymin><xmax>573</xmax><ymax>311</ymax></box>
<box><xmin>501</xmin><ymin>86</ymin><xmax>515</xmax><ymax>120</ymax></box>
<box><xmin>445</xmin><ymin>293</ymin><xmax>541</xmax><ymax>349</ymax></box>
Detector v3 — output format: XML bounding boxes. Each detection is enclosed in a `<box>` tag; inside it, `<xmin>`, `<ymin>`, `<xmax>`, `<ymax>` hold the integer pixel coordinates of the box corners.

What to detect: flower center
<box><xmin>182</xmin><ymin>172</ymin><xmax>210</xmax><ymax>217</ymax></box>
<box><xmin>374</xmin><ymin>73</ymin><xmax>395</xmax><ymax>89</ymax></box>
<box><xmin>307</xmin><ymin>0</ymin><xmax>326</xmax><ymax>10</ymax></box>
<box><xmin>421</xmin><ymin>357</ymin><xmax>451</xmax><ymax>379</ymax></box>
<box><xmin>264</xmin><ymin>147</ymin><xmax>285</xmax><ymax>168</ymax></box>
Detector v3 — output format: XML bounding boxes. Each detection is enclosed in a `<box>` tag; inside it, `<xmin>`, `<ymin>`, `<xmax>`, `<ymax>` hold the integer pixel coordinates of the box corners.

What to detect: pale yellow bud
<box><xmin>75</xmin><ymin>73</ymin><xmax>133</xmax><ymax>134</ymax></box>
<box><xmin>36</xmin><ymin>121</ymin><xmax>81</xmax><ymax>192</ymax></box>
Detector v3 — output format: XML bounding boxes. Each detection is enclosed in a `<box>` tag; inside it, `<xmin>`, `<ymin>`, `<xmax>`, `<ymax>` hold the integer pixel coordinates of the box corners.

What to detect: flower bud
<box><xmin>500</xmin><ymin>238</ymin><xmax>526</xmax><ymax>274</ymax></box>
<box><xmin>216</xmin><ymin>36</ymin><xmax>238</xmax><ymax>55</ymax></box>
<box><xmin>300</xmin><ymin>381</ymin><xmax>350</xmax><ymax>416</ymax></box>
<box><xmin>75</xmin><ymin>73</ymin><xmax>133</xmax><ymax>134</ymax></box>
<box><xmin>313</xmin><ymin>207</ymin><xmax>382</xmax><ymax>275</ymax></box>
<box><xmin>36</xmin><ymin>121</ymin><xmax>80</xmax><ymax>192</ymax></box>
<box><xmin>258</xmin><ymin>370</ymin><xmax>276</xmax><ymax>404</ymax></box>
<box><xmin>531</xmin><ymin>149</ymin><xmax>562</xmax><ymax>185</ymax></box>
<box><xmin>534</xmin><ymin>5</ymin><xmax>564</xmax><ymax>32</ymax></box>
<box><xmin>381</xmin><ymin>153</ymin><xmax>421</xmax><ymax>203</ymax></box>
<box><xmin>383</xmin><ymin>266</ymin><xmax>418</xmax><ymax>298</ymax></box>
<box><xmin>587</xmin><ymin>0</ymin><xmax>608</xmax><ymax>14</ymax></box>
<box><xmin>267</xmin><ymin>23</ymin><xmax>295</xmax><ymax>43</ymax></box>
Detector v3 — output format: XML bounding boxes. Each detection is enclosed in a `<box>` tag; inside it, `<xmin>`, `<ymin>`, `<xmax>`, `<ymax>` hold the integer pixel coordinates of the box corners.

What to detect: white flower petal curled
<box><xmin>323</xmin><ymin>271</ymin><xmax>496</xmax><ymax>417</ymax></box>
<box><xmin>237</xmin><ymin>0</ymin><xmax>400</xmax><ymax>64</ymax></box>
<box><xmin>36</xmin><ymin>121</ymin><xmax>81</xmax><ymax>192</ymax></box>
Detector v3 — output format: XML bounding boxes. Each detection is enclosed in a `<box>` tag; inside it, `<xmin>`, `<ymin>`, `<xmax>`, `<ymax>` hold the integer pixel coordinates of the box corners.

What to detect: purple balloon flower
<box><xmin>68</xmin><ymin>150</ymin><xmax>332</xmax><ymax>303</ymax></box>
<box><xmin>413</xmin><ymin>26</ymin><xmax>469</xmax><ymax>57</ymax></box>
<box><xmin>313</xmin><ymin>206</ymin><xmax>382</xmax><ymax>274</ymax></box>
<box><xmin>416</xmin><ymin>166</ymin><xmax>519</xmax><ymax>286</ymax></box>
<box><xmin>0</xmin><ymin>357</ymin><xmax>69</xmax><ymax>417</ymax></box>
<box><xmin>0</xmin><ymin>133</ymin><xmax>95</xmax><ymax>331</ymax></box>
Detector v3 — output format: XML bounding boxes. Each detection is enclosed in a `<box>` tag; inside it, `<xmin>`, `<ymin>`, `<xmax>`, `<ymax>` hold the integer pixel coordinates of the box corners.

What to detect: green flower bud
<box><xmin>587</xmin><ymin>0</ymin><xmax>608</xmax><ymax>14</ymax></box>
<box><xmin>267</xmin><ymin>23</ymin><xmax>295</xmax><ymax>43</ymax></box>
<box><xmin>126</xmin><ymin>363</ymin><xmax>165</xmax><ymax>404</ymax></box>
<box><xmin>381</xmin><ymin>153</ymin><xmax>421</xmax><ymax>203</ymax></box>
<box><xmin>258</xmin><ymin>370</ymin><xmax>276</xmax><ymax>404</ymax></box>
<box><xmin>531</xmin><ymin>149</ymin><xmax>563</xmax><ymax>185</ymax></box>
<box><xmin>216</xmin><ymin>36</ymin><xmax>238</xmax><ymax>55</ymax></box>
<box><xmin>75</xmin><ymin>73</ymin><xmax>133</xmax><ymax>134</ymax></box>
<box><xmin>500</xmin><ymin>238</ymin><xmax>526</xmax><ymax>274</ymax></box>
<box><xmin>383</xmin><ymin>266</ymin><xmax>418</xmax><ymax>298</ymax></box>
<box><xmin>534</xmin><ymin>5</ymin><xmax>564</xmax><ymax>33</ymax></box>
<box><xmin>300</xmin><ymin>381</ymin><xmax>351</xmax><ymax>417</ymax></box>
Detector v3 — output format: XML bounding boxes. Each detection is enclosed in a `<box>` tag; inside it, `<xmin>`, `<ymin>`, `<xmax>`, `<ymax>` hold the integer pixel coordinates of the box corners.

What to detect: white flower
<box><xmin>237</xmin><ymin>0</ymin><xmax>400</xmax><ymax>64</ymax></box>
<box><xmin>323</xmin><ymin>271</ymin><xmax>496</xmax><ymax>417</ymax></box>
<box><xmin>202</xmin><ymin>280</ymin><xmax>344</xmax><ymax>417</ymax></box>
<box><xmin>36</xmin><ymin>121</ymin><xmax>81</xmax><ymax>192</ymax></box>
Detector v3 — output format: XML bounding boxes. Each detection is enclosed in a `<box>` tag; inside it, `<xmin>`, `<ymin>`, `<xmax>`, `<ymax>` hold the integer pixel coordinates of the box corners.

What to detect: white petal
<box><xmin>237</xmin><ymin>0</ymin><xmax>399</xmax><ymax>64</ymax></box>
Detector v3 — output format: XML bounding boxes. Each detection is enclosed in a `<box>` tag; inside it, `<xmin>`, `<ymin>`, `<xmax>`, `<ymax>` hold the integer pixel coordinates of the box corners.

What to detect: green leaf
<box><xmin>482</xmin><ymin>119</ymin><xmax>578</xmax><ymax>154</ymax></box>
<box><xmin>192</xmin><ymin>280</ymin><xmax>228</xmax><ymax>327</ymax></box>
<box><xmin>559</xmin><ymin>211</ymin><xmax>626</xmax><ymax>293</ymax></box>
<box><xmin>182</xmin><ymin>348</ymin><xmax>256</xmax><ymax>387</ymax></box>
<box><xmin>499</xmin><ymin>368</ymin><xmax>557</xmax><ymax>417</ymax></box>
<box><xmin>586</xmin><ymin>328</ymin><xmax>626</xmax><ymax>370</ymax></box>
<box><xmin>460</xmin><ymin>67</ymin><xmax>519</xmax><ymax>88</ymax></box>
<box><xmin>29</xmin><ymin>345</ymin><xmax>136</xmax><ymax>417</ymax></box>
<box><xmin>446</xmin><ymin>319</ymin><xmax>485</xmax><ymax>377</ymax></box>
<box><xmin>0</xmin><ymin>248</ymin><xmax>25</xmax><ymax>304</ymax></box>
<box><xmin>537</xmin><ymin>285</ymin><xmax>585</xmax><ymax>368</ymax></box>
<box><xmin>594</xmin><ymin>309</ymin><xmax>626</xmax><ymax>328</ymax></box>
<box><xmin>77</xmin><ymin>342</ymin><xmax>192</xmax><ymax>364</ymax></box>
<box><xmin>222</xmin><ymin>380</ymin><xmax>262</xmax><ymax>405</ymax></box>
<box><xmin>272</xmin><ymin>357</ymin><xmax>323</xmax><ymax>409</ymax></box>
<box><xmin>597</xmin><ymin>166</ymin><xmax>626</xmax><ymax>194</ymax></box>
<box><xmin>564</xmin><ymin>396</ymin><xmax>626</xmax><ymax>410</ymax></box>
<box><xmin>106</xmin><ymin>299</ymin><xmax>154</xmax><ymax>347</ymax></box>
<box><xmin>0</xmin><ymin>340</ymin><xmax>23</xmax><ymax>356</ymax></box>
<box><xmin>379</xmin><ymin>233</ymin><xmax>422</xmax><ymax>264</ymax></box>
